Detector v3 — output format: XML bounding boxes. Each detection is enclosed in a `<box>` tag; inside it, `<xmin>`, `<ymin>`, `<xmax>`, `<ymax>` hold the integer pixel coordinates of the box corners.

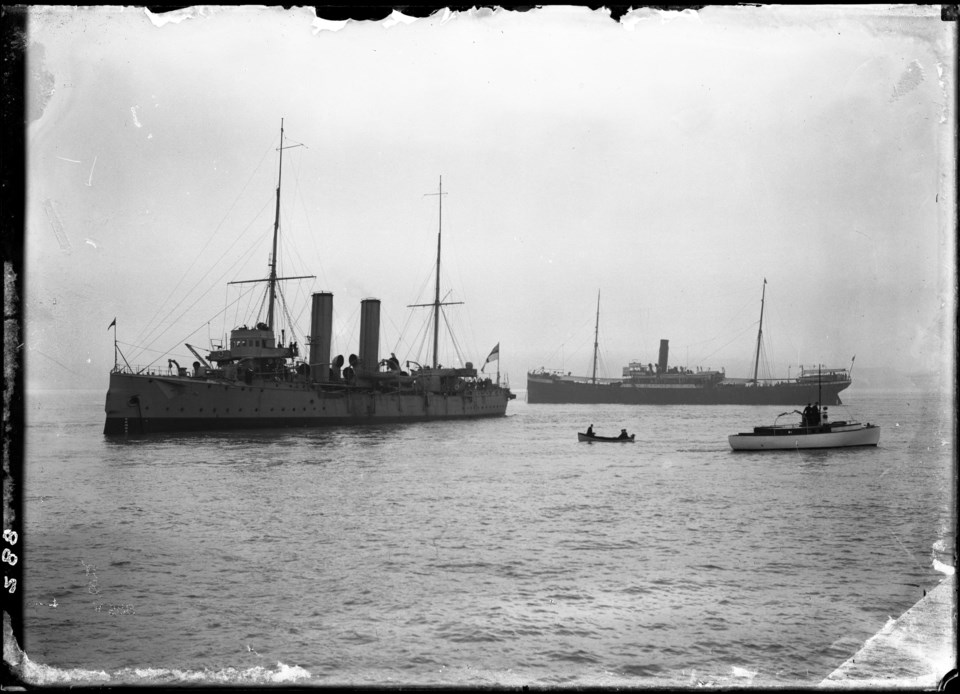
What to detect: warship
<box><xmin>104</xmin><ymin>123</ymin><xmax>513</xmax><ymax>435</ymax></box>
<box><xmin>527</xmin><ymin>284</ymin><xmax>852</xmax><ymax>406</ymax></box>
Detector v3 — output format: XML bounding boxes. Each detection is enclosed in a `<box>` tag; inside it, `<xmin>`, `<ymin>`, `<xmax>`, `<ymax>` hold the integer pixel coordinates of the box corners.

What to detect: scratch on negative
<box><xmin>86</xmin><ymin>155</ymin><xmax>98</xmax><ymax>187</ymax></box>
<box><xmin>42</xmin><ymin>199</ymin><xmax>71</xmax><ymax>251</ymax></box>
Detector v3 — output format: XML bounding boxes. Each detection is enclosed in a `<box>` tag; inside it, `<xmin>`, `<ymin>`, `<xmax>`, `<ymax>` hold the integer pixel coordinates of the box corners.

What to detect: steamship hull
<box><xmin>104</xmin><ymin>371</ymin><xmax>509</xmax><ymax>435</ymax></box>
<box><xmin>526</xmin><ymin>375</ymin><xmax>850</xmax><ymax>406</ymax></box>
<box><xmin>530</xmin><ymin>284</ymin><xmax>853</xmax><ymax>408</ymax></box>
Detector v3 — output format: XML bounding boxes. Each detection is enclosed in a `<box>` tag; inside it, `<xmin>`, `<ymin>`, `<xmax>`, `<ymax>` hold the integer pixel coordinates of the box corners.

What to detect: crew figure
<box><xmin>618</xmin><ymin>428</ymin><xmax>630</xmax><ymax>439</ymax></box>
<box><xmin>586</xmin><ymin>424</ymin><xmax>594</xmax><ymax>436</ymax></box>
<box><xmin>802</xmin><ymin>403</ymin><xmax>813</xmax><ymax>426</ymax></box>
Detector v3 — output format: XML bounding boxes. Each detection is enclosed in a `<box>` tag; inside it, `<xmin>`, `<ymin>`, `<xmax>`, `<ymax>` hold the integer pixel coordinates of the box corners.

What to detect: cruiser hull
<box><xmin>104</xmin><ymin>372</ymin><xmax>509</xmax><ymax>435</ymax></box>
<box><xmin>526</xmin><ymin>376</ymin><xmax>849</xmax><ymax>406</ymax></box>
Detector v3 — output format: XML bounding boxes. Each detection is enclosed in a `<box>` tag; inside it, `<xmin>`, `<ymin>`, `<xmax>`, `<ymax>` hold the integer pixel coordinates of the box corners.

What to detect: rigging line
<box><xmin>445</xmin><ymin>308</ymin><xmax>469</xmax><ymax>363</ymax></box>
<box><xmin>382</xmin><ymin>310</ymin><xmax>409</xmax><ymax>359</ymax></box>
<box><xmin>146</xmin><ymin>191</ymin><xmax>273</xmax><ymax>342</ymax></box>
<box><xmin>382</xmin><ymin>312</ymin><xmax>408</xmax><ymax>362</ymax></box>
<box><xmin>276</xmin><ymin>283</ymin><xmax>301</xmax><ymax>345</ymax></box>
<box><xmin>235</xmin><ymin>279</ymin><xmax>261</xmax><ymax>329</ymax></box>
<box><xmin>407</xmin><ymin>264</ymin><xmax>437</xmax><ymax>310</ymax></box>
<box><xmin>132</xmin><ymin>227</ymin><xmax>269</xmax><ymax>363</ymax></box>
<box><xmin>440</xmin><ymin>309</ymin><xmax>466</xmax><ymax>366</ymax></box>
<box><xmin>436</xmin><ymin>276</ymin><xmax>477</xmax><ymax>360</ymax></box>
<box><xmin>768</xmin><ymin>300</ymin><xmax>799</xmax><ymax>361</ymax></box>
<box><xmin>132</xmin><ymin>140</ymin><xmax>277</xmax><ymax>347</ymax></box>
<box><xmin>222</xmin><ymin>282</ymin><xmax>231</xmax><ymax>349</ymax></box>
<box><xmin>134</xmin><ymin>198</ymin><xmax>273</xmax><ymax>353</ymax></box>
<box><xmin>115</xmin><ymin>341</ymin><xmax>172</xmax><ymax>355</ymax></box>
<box><xmin>594</xmin><ymin>352</ymin><xmax>607</xmax><ymax>380</ymax></box>
<box><xmin>278</xmin><ymin>161</ymin><xmax>323</xmax><ymax>288</ymax></box>
<box><xmin>139</xmin><ymin>284</ymin><xmax>260</xmax><ymax>370</ymax></box>
<box><xmin>344</xmin><ymin>308</ymin><xmax>362</xmax><ymax>358</ymax></box>
<box><xmin>289</xmin><ymin>150</ymin><xmax>328</xmax><ymax>287</ymax></box>
<box><xmin>410</xmin><ymin>312</ymin><xmax>432</xmax><ymax>365</ymax></box>
<box><xmin>274</xmin><ymin>227</ymin><xmax>317</xmax><ymax>327</ymax></box>
<box><xmin>254</xmin><ymin>282</ymin><xmax>270</xmax><ymax>326</ymax></box>
<box><xmin>391</xmin><ymin>305</ymin><xmax>420</xmax><ymax>358</ymax></box>
<box><xmin>697</xmin><ymin>321</ymin><xmax>758</xmax><ymax>365</ymax></box>
<box><xmin>288</xmin><ymin>293</ymin><xmax>311</xmax><ymax>341</ymax></box>
<box><xmin>230</xmin><ymin>283</ymin><xmax>241</xmax><ymax>342</ymax></box>
<box><xmin>440</xmin><ymin>231</ymin><xmax>482</xmax><ymax>357</ymax></box>
<box><xmin>416</xmin><ymin>321</ymin><xmax>432</xmax><ymax>365</ymax></box>
<box><xmin>544</xmin><ymin>324</ymin><xmax>596</xmax><ymax>372</ymax></box>
<box><xmin>240</xmin><ymin>283</ymin><xmax>257</xmax><ymax>328</ymax></box>
<box><xmin>274</xmin><ymin>253</ymin><xmax>317</xmax><ymax>336</ymax></box>
<box><xmin>30</xmin><ymin>348</ymin><xmax>73</xmax><ymax>373</ymax></box>
<box><xmin>327</xmin><ymin>310</ymin><xmax>340</xmax><ymax>360</ymax></box>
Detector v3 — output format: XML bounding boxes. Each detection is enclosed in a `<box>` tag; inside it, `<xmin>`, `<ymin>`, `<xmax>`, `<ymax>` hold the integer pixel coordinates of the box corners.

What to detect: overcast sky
<box><xmin>24</xmin><ymin>5</ymin><xmax>956</xmax><ymax>391</ymax></box>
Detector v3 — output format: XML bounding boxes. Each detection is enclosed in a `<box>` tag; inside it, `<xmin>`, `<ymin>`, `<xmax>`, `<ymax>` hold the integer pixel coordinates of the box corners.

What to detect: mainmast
<box><xmin>591</xmin><ymin>290</ymin><xmax>600</xmax><ymax>385</ymax></box>
<box><xmin>752</xmin><ymin>278</ymin><xmax>767</xmax><ymax>384</ymax></box>
<box><xmin>408</xmin><ymin>177</ymin><xmax>462</xmax><ymax>369</ymax></box>
<box><xmin>267</xmin><ymin>119</ymin><xmax>285</xmax><ymax>331</ymax></box>
<box><xmin>432</xmin><ymin>177</ymin><xmax>444</xmax><ymax>369</ymax></box>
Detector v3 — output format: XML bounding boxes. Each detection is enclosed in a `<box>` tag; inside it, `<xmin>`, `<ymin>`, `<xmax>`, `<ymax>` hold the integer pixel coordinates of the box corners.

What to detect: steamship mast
<box><xmin>752</xmin><ymin>278</ymin><xmax>767</xmax><ymax>385</ymax></box>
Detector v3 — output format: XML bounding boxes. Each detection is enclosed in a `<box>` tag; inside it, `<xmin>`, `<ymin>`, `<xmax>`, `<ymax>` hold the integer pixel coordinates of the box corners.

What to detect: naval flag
<box><xmin>107</xmin><ymin>317</ymin><xmax>116</xmax><ymax>330</ymax></box>
<box><xmin>481</xmin><ymin>343</ymin><xmax>499</xmax><ymax>372</ymax></box>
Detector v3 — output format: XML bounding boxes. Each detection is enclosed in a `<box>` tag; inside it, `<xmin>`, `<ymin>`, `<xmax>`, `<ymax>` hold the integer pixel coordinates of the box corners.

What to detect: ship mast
<box><xmin>432</xmin><ymin>177</ymin><xmax>444</xmax><ymax>369</ymax></box>
<box><xmin>592</xmin><ymin>290</ymin><xmax>600</xmax><ymax>385</ymax></box>
<box><xmin>225</xmin><ymin>121</ymin><xmax>312</xmax><ymax>344</ymax></box>
<box><xmin>407</xmin><ymin>177</ymin><xmax>463</xmax><ymax>369</ymax></box>
<box><xmin>267</xmin><ymin>119</ymin><xmax>285</xmax><ymax>331</ymax></box>
<box><xmin>752</xmin><ymin>278</ymin><xmax>766</xmax><ymax>384</ymax></box>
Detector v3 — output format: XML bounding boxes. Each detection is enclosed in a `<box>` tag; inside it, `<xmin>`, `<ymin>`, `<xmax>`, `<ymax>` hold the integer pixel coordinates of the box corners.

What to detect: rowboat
<box><xmin>578</xmin><ymin>432</ymin><xmax>635</xmax><ymax>443</ymax></box>
<box><xmin>728</xmin><ymin>408</ymin><xmax>880</xmax><ymax>451</ymax></box>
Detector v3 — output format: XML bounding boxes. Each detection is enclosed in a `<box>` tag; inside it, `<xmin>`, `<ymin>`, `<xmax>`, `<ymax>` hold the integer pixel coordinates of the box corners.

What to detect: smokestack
<box><xmin>358</xmin><ymin>298</ymin><xmax>381</xmax><ymax>375</ymax></box>
<box><xmin>308</xmin><ymin>292</ymin><xmax>333</xmax><ymax>381</ymax></box>
<box><xmin>658</xmin><ymin>339</ymin><xmax>669</xmax><ymax>374</ymax></box>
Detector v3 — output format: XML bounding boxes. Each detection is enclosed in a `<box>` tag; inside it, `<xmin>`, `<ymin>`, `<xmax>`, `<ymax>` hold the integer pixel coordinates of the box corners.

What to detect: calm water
<box><xmin>14</xmin><ymin>387</ymin><xmax>956</xmax><ymax>687</ymax></box>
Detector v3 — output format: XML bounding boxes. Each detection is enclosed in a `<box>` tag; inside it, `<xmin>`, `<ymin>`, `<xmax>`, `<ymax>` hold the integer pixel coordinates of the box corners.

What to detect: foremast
<box><xmin>752</xmin><ymin>278</ymin><xmax>766</xmax><ymax>384</ymax></box>
<box><xmin>267</xmin><ymin>119</ymin><xmax>285</xmax><ymax>331</ymax></box>
<box><xmin>591</xmin><ymin>290</ymin><xmax>600</xmax><ymax>385</ymax></box>
<box><xmin>213</xmin><ymin>119</ymin><xmax>313</xmax><ymax>367</ymax></box>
